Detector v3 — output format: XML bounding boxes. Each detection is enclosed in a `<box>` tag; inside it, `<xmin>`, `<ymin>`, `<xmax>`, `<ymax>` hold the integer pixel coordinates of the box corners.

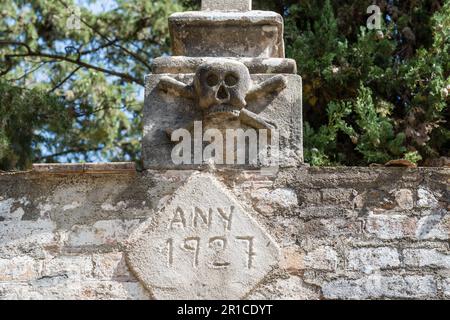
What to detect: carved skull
<box><xmin>193</xmin><ymin>60</ymin><xmax>251</xmax><ymax>117</ymax></box>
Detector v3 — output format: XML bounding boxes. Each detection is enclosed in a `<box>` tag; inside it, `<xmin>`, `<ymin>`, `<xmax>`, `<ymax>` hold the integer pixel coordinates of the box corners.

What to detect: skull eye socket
<box><xmin>224</xmin><ymin>73</ymin><xmax>239</xmax><ymax>87</ymax></box>
<box><xmin>206</xmin><ymin>73</ymin><xmax>219</xmax><ymax>87</ymax></box>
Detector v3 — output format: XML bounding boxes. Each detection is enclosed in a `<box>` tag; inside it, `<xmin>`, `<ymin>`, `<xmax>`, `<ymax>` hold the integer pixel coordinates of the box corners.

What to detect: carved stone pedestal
<box><xmin>137</xmin><ymin>0</ymin><xmax>303</xmax><ymax>299</ymax></box>
<box><xmin>143</xmin><ymin>8</ymin><xmax>303</xmax><ymax>170</ymax></box>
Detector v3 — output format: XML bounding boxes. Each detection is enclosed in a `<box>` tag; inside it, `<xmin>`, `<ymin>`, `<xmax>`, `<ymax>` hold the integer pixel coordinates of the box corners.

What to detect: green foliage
<box><xmin>304</xmin><ymin>85</ymin><xmax>407</xmax><ymax>166</ymax></box>
<box><xmin>0</xmin><ymin>81</ymin><xmax>70</xmax><ymax>170</ymax></box>
<box><xmin>404</xmin><ymin>151</ymin><xmax>423</xmax><ymax>164</ymax></box>
<box><xmin>0</xmin><ymin>0</ymin><xmax>184</xmax><ymax>169</ymax></box>
<box><xmin>283</xmin><ymin>0</ymin><xmax>449</xmax><ymax>166</ymax></box>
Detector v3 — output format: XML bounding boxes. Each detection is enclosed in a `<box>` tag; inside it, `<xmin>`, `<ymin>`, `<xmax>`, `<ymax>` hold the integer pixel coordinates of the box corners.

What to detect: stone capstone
<box><xmin>169</xmin><ymin>11</ymin><xmax>285</xmax><ymax>58</ymax></box>
<box><xmin>125</xmin><ymin>173</ymin><xmax>280</xmax><ymax>300</ymax></box>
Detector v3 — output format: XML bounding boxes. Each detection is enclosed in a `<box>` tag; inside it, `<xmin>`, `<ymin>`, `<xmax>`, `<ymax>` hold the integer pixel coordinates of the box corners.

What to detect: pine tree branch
<box><xmin>55</xmin><ymin>0</ymin><xmax>153</xmax><ymax>71</ymax></box>
<box><xmin>36</xmin><ymin>146</ymin><xmax>103</xmax><ymax>161</ymax></box>
<box><xmin>0</xmin><ymin>40</ymin><xmax>32</xmax><ymax>54</ymax></box>
<box><xmin>80</xmin><ymin>39</ymin><xmax>119</xmax><ymax>55</ymax></box>
<box><xmin>48</xmin><ymin>66</ymin><xmax>82</xmax><ymax>93</ymax></box>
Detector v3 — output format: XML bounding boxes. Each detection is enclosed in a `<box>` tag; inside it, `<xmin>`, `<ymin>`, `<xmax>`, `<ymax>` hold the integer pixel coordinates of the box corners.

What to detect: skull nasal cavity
<box><xmin>217</xmin><ymin>85</ymin><xmax>229</xmax><ymax>100</ymax></box>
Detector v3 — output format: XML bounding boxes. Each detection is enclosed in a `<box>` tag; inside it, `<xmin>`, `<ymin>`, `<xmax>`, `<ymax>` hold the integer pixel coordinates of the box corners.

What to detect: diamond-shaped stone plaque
<box><xmin>126</xmin><ymin>173</ymin><xmax>279</xmax><ymax>300</ymax></box>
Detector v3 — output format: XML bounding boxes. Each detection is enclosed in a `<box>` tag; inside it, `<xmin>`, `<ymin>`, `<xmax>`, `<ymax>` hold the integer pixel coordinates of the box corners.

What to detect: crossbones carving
<box><xmin>158</xmin><ymin>60</ymin><xmax>287</xmax><ymax>136</ymax></box>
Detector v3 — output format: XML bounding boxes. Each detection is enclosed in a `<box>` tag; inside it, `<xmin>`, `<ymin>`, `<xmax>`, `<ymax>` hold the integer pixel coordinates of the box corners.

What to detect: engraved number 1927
<box><xmin>166</xmin><ymin>236</ymin><xmax>255</xmax><ymax>269</ymax></box>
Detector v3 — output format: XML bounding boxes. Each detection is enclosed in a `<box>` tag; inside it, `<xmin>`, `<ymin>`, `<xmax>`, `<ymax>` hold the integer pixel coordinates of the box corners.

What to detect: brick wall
<box><xmin>0</xmin><ymin>165</ymin><xmax>448</xmax><ymax>300</ymax></box>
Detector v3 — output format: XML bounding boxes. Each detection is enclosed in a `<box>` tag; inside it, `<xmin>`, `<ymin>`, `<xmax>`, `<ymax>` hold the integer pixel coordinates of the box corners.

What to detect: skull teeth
<box><xmin>205</xmin><ymin>105</ymin><xmax>241</xmax><ymax>117</ymax></box>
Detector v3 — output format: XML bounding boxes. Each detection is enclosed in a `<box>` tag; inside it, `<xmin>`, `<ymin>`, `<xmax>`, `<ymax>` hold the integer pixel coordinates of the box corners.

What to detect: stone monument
<box><xmin>142</xmin><ymin>0</ymin><xmax>303</xmax><ymax>170</ymax></box>
<box><xmin>128</xmin><ymin>0</ymin><xmax>303</xmax><ymax>299</ymax></box>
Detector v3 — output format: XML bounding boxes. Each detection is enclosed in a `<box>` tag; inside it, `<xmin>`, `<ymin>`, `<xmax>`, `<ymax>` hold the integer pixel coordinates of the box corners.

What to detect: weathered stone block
<box><xmin>365</xmin><ymin>213</ymin><xmax>417</xmax><ymax>240</ymax></box>
<box><xmin>417</xmin><ymin>187</ymin><xmax>440</xmax><ymax>208</ymax></box>
<box><xmin>403</xmin><ymin>249</ymin><xmax>450</xmax><ymax>269</ymax></box>
<box><xmin>347</xmin><ymin>247</ymin><xmax>400</xmax><ymax>272</ymax></box>
<box><xmin>303</xmin><ymin>246</ymin><xmax>338</xmax><ymax>272</ymax></box>
<box><xmin>0</xmin><ymin>197</ymin><xmax>27</xmax><ymax>222</ymax></box>
<box><xmin>92</xmin><ymin>252</ymin><xmax>134</xmax><ymax>281</ymax></box>
<box><xmin>323</xmin><ymin>275</ymin><xmax>438</xmax><ymax>300</ymax></box>
<box><xmin>280</xmin><ymin>246</ymin><xmax>303</xmax><ymax>274</ymax></box>
<box><xmin>0</xmin><ymin>256</ymin><xmax>41</xmax><ymax>281</ymax></box>
<box><xmin>41</xmin><ymin>255</ymin><xmax>93</xmax><ymax>280</ymax></box>
<box><xmin>169</xmin><ymin>11</ymin><xmax>284</xmax><ymax>58</ymax></box>
<box><xmin>394</xmin><ymin>189</ymin><xmax>415</xmax><ymax>210</ymax></box>
<box><xmin>305</xmin><ymin>218</ymin><xmax>363</xmax><ymax>238</ymax></box>
<box><xmin>67</xmin><ymin>219</ymin><xmax>141</xmax><ymax>247</ymax></box>
<box><xmin>0</xmin><ymin>220</ymin><xmax>57</xmax><ymax>250</ymax></box>
<box><xmin>444</xmin><ymin>279</ymin><xmax>450</xmax><ymax>298</ymax></box>
<box><xmin>143</xmin><ymin>66</ymin><xmax>303</xmax><ymax>169</ymax></box>
<box><xmin>321</xmin><ymin>188</ymin><xmax>357</xmax><ymax>207</ymax></box>
<box><xmin>0</xmin><ymin>280</ymin><xmax>150</xmax><ymax>300</ymax></box>
<box><xmin>250</xmin><ymin>188</ymin><xmax>298</xmax><ymax>215</ymax></box>
<box><xmin>295</xmin><ymin>206</ymin><xmax>352</xmax><ymax>219</ymax></box>
<box><xmin>415</xmin><ymin>210</ymin><xmax>449</xmax><ymax>240</ymax></box>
